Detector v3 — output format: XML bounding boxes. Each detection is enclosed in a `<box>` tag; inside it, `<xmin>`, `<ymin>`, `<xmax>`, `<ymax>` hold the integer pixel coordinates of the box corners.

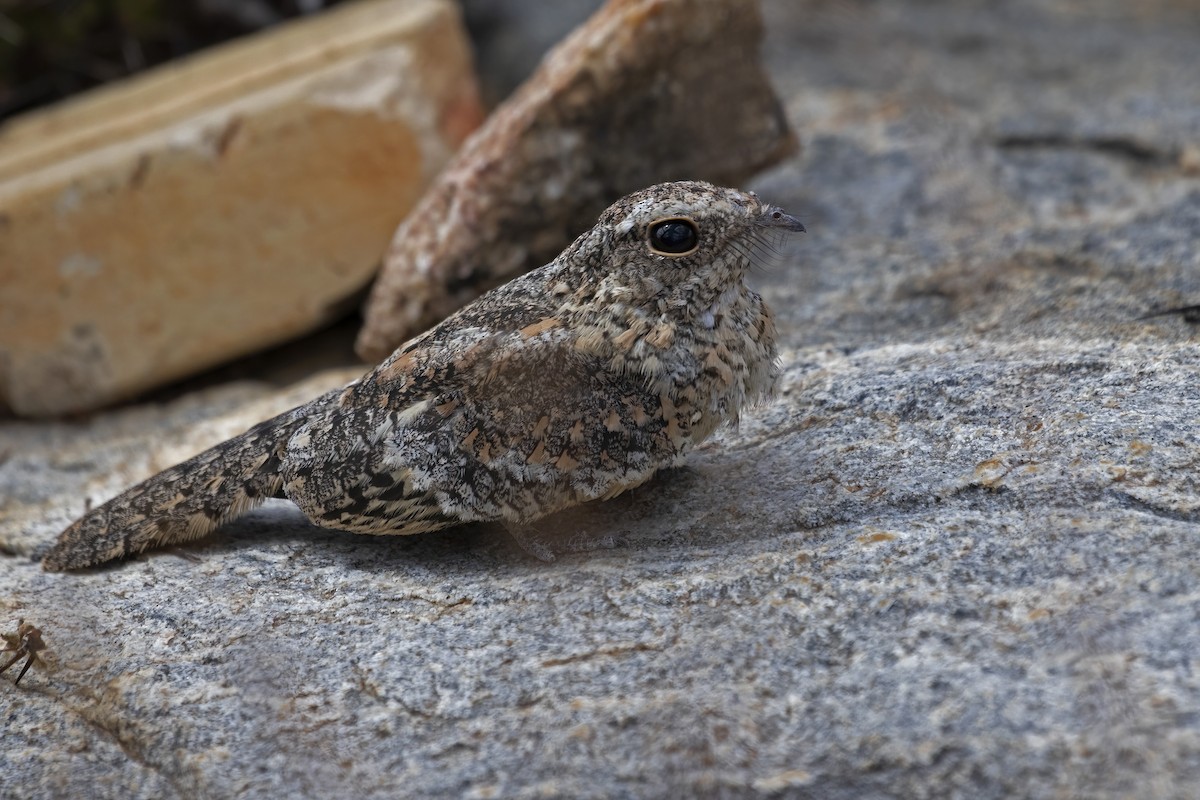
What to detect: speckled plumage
<box><xmin>43</xmin><ymin>181</ymin><xmax>803</xmax><ymax>571</ymax></box>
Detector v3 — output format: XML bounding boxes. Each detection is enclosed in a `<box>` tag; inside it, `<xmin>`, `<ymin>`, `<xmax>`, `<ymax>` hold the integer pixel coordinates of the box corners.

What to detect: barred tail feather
<box><xmin>42</xmin><ymin>410</ymin><xmax>303</xmax><ymax>571</ymax></box>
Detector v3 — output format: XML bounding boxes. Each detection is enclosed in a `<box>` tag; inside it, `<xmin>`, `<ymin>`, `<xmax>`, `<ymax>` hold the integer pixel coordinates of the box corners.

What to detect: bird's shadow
<box><xmin>171</xmin><ymin>502</ymin><xmax>503</xmax><ymax>573</ymax></box>
<box><xmin>39</xmin><ymin>458</ymin><xmax>793</xmax><ymax>576</ymax></box>
<box><xmin>86</xmin><ymin>466</ymin><xmax>712</xmax><ymax>575</ymax></box>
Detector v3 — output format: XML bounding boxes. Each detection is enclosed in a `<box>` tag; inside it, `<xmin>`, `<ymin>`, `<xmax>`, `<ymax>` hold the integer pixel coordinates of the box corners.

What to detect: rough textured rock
<box><xmin>0</xmin><ymin>0</ymin><xmax>481</xmax><ymax>417</ymax></box>
<box><xmin>355</xmin><ymin>0</ymin><xmax>796</xmax><ymax>362</ymax></box>
<box><xmin>3</xmin><ymin>0</ymin><xmax>1200</xmax><ymax>797</ymax></box>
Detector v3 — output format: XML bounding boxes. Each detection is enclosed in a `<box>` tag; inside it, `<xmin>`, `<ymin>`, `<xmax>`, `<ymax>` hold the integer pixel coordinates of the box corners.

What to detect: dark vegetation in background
<box><xmin>0</xmin><ymin>0</ymin><xmax>351</xmax><ymax>122</ymax></box>
<box><xmin>0</xmin><ymin>0</ymin><xmax>604</xmax><ymax>125</ymax></box>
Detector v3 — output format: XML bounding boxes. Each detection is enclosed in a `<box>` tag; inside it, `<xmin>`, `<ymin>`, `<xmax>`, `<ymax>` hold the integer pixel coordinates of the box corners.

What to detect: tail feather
<box><xmin>42</xmin><ymin>408</ymin><xmax>304</xmax><ymax>571</ymax></box>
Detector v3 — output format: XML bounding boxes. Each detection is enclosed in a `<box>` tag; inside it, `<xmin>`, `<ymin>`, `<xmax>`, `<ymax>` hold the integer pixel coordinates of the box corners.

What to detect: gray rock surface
<box><xmin>3</xmin><ymin>0</ymin><xmax>1199</xmax><ymax>797</ymax></box>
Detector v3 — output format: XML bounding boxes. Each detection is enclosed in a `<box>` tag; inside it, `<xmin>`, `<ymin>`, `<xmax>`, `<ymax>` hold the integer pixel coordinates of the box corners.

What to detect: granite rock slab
<box><xmin>2</xmin><ymin>0</ymin><xmax>1199</xmax><ymax>797</ymax></box>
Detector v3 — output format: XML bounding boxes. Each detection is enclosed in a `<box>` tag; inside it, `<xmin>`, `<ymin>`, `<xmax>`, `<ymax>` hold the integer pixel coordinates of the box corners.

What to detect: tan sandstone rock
<box><xmin>0</xmin><ymin>0</ymin><xmax>482</xmax><ymax>417</ymax></box>
<box><xmin>355</xmin><ymin>0</ymin><xmax>796</xmax><ymax>362</ymax></box>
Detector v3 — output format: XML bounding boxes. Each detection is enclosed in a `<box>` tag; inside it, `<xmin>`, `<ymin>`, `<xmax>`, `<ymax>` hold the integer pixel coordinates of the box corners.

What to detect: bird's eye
<box><xmin>648</xmin><ymin>218</ymin><xmax>700</xmax><ymax>256</ymax></box>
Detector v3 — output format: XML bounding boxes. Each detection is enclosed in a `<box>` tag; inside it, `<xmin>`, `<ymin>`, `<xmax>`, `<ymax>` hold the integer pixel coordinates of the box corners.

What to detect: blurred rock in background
<box><xmin>0</xmin><ymin>0</ymin><xmax>482</xmax><ymax>416</ymax></box>
<box><xmin>357</xmin><ymin>0</ymin><xmax>796</xmax><ymax>360</ymax></box>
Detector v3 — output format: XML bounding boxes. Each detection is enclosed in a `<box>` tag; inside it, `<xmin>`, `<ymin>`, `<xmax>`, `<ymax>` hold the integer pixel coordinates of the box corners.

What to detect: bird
<box><xmin>42</xmin><ymin>180</ymin><xmax>804</xmax><ymax>571</ymax></box>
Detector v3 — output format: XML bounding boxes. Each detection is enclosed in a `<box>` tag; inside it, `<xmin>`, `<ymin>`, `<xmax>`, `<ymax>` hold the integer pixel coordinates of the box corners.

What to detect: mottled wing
<box><xmin>281</xmin><ymin>322</ymin><xmax>679</xmax><ymax>533</ymax></box>
<box><xmin>384</xmin><ymin>324</ymin><xmax>681</xmax><ymax>524</ymax></box>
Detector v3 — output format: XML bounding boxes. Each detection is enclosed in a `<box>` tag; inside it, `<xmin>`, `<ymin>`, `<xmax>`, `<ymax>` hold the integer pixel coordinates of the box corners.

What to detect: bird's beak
<box><xmin>757</xmin><ymin>207</ymin><xmax>806</xmax><ymax>233</ymax></box>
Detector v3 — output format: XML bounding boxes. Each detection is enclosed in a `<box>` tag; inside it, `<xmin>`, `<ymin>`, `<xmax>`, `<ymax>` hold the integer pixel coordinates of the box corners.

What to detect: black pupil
<box><xmin>650</xmin><ymin>220</ymin><xmax>698</xmax><ymax>254</ymax></box>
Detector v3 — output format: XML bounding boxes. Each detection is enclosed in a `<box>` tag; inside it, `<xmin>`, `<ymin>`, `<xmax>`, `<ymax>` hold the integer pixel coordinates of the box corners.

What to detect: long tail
<box><xmin>42</xmin><ymin>401</ymin><xmax>316</xmax><ymax>571</ymax></box>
